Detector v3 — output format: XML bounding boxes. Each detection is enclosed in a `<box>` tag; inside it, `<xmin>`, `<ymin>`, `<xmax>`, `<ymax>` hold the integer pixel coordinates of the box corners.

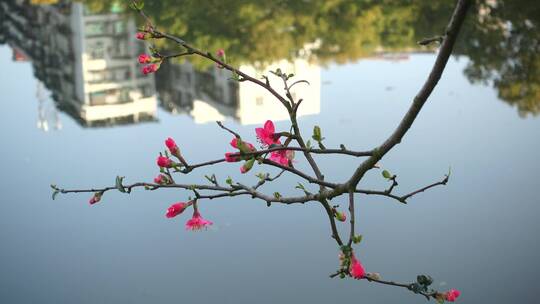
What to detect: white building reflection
<box><xmin>0</xmin><ymin>0</ymin><xmax>157</xmax><ymax>128</ymax></box>
<box><xmin>1</xmin><ymin>1</ymin><xmax>323</xmax><ymax>127</ymax></box>
<box><xmin>157</xmin><ymin>58</ymin><xmax>321</xmax><ymax>125</ymax></box>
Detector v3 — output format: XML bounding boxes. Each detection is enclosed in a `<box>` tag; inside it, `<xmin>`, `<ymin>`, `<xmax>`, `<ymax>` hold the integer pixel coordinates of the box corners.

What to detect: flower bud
<box><xmin>89</xmin><ymin>192</ymin><xmax>103</xmax><ymax>205</ymax></box>
<box><xmin>225</xmin><ymin>152</ymin><xmax>241</xmax><ymax>162</ymax></box>
<box><xmin>240</xmin><ymin>158</ymin><xmax>255</xmax><ymax>174</ymax></box>
<box><xmin>334</xmin><ymin>211</ymin><xmax>347</xmax><ymax>222</ymax></box>
<box><xmin>445</xmin><ymin>289</ymin><xmax>461</xmax><ymax>302</ymax></box>
<box><xmin>157</xmin><ymin>156</ymin><xmax>173</xmax><ymax>168</ymax></box>
<box><xmin>136</xmin><ymin>32</ymin><xmax>149</xmax><ymax>40</ymax></box>
<box><xmin>141</xmin><ymin>63</ymin><xmax>160</xmax><ymax>75</ymax></box>
<box><xmin>138</xmin><ymin>54</ymin><xmax>151</xmax><ymax>64</ymax></box>
<box><xmin>165</xmin><ymin>137</ymin><xmax>180</xmax><ymax>157</ymax></box>
<box><xmin>166</xmin><ymin>202</ymin><xmax>189</xmax><ymax>218</ymax></box>
<box><xmin>154</xmin><ymin>174</ymin><xmax>170</xmax><ymax>185</ymax></box>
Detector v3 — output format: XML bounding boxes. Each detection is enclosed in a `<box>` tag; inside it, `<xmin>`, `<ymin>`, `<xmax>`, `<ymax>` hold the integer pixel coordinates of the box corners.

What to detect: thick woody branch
<box><xmin>345</xmin><ymin>0</ymin><xmax>471</xmax><ymax>190</ymax></box>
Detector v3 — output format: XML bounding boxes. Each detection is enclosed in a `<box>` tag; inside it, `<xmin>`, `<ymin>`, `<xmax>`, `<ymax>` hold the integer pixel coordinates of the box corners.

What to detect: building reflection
<box><xmin>156</xmin><ymin>58</ymin><xmax>321</xmax><ymax>125</ymax></box>
<box><xmin>0</xmin><ymin>1</ymin><xmax>322</xmax><ymax>128</ymax></box>
<box><xmin>0</xmin><ymin>0</ymin><xmax>157</xmax><ymax>128</ymax></box>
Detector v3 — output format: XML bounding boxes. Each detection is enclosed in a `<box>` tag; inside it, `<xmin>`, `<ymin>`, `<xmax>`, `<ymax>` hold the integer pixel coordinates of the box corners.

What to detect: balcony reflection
<box><xmin>1</xmin><ymin>1</ymin><xmax>157</xmax><ymax>128</ymax></box>
<box><xmin>157</xmin><ymin>57</ymin><xmax>321</xmax><ymax>125</ymax></box>
<box><xmin>0</xmin><ymin>1</ymin><xmax>323</xmax><ymax>128</ymax></box>
<box><xmin>2</xmin><ymin>0</ymin><xmax>537</xmax><ymax>127</ymax></box>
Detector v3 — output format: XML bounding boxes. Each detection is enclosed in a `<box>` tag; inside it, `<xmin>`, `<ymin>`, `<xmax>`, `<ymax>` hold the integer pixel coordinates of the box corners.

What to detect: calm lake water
<box><xmin>0</xmin><ymin>1</ymin><xmax>539</xmax><ymax>303</ymax></box>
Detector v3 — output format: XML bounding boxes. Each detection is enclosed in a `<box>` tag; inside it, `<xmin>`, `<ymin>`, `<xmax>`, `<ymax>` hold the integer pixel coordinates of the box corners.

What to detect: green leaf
<box><xmin>130</xmin><ymin>1</ymin><xmax>144</xmax><ymax>10</ymax></box>
<box><xmin>273</xmin><ymin>192</ymin><xmax>281</xmax><ymax>199</ymax></box>
<box><xmin>306</xmin><ymin>140</ymin><xmax>312</xmax><ymax>149</ymax></box>
<box><xmin>382</xmin><ymin>170</ymin><xmax>392</xmax><ymax>179</ymax></box>
<box><xmin>417</xmin><ymin>274</ymin><xmax>433</xmax><ymax>286</ymax></box>
<box><xmin>115</xmin><ymin>176</ymin><xmax>126</xmax><ymax>193</ymax></box>
<box><xmin>312</xmin><ymin>125</ymin><xmax>322</xmax><ymax>141</ymax></box>
<box><xmin>352</xmin><ymin>235</ymin><xmax>363</xmax><ymax>244</ymax></box>
<box><xmin>225</xmin><ymin>176</ymin><xmax>233</xmax><ymax>185</ymax></box>
<box><xmin>295</xmin><ymin>183</ymin><xmax>306</xmax><ymax>191</ymax></box>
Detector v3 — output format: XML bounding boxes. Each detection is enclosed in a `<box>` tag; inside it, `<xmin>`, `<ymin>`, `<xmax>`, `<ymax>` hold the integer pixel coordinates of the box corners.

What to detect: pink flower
<box><xmin>166</xmin><ymin>202</ymin><xmax>189</xmax><ymax>218</ymax></box>
<box><xmin>445</xmin><ymin>289</ymin><xmax>461</xmax><ymax>302</ymax></box>
<box><xmin>225</xmin><ymin>152</ymin><xmax>241</xmax><ymax>162</ymax></box>
<box><xmin>256</xmin><ymin>120</ymin><xmax>281</xmax><ymax>146</ymax></box>
<box><xmin>138</xmin><ymin>54</ymin><xmax>151</xmax><ymax>64</ymax></box>
<box><xmin>141</xmin><ymin>64</ymin><xmax>159</xmax><ymax>75</ymax></box>
<box><xmin>269</xmin><ymin>150</ymin><xmax>290</xmax><ymax>166</ymax></box>
<box><xmin>136</xmin><ymin>32</ymin><xmax>147</xmax><ymax>40</ymax></box>
<box><xmin>216</xmin><ymin>49</ymin><xmax>225</xmax><ymax>57</ymax></box>
<box><xmin>230</xmin><ymin>138</ymin><xmax>256</xmax><ymax>152</ymax></box>
<box><xmin>165</xmin><ymin>137</ymin><xmax>180</xmax><ymax>155</ymax></box>
<box><xmin>157</xmin><ymin>156</ymin><xmax>173</xmax><ymax>168</ymax></box>
<box><xmin>185</xmin><ymin>210</ymin><xmax>213</xmax><ymax>231</ymax></box>
<box><xmin>350</xmin><ymin>254</ymin><xmax>366</xmax><ymax>279</ymax></box>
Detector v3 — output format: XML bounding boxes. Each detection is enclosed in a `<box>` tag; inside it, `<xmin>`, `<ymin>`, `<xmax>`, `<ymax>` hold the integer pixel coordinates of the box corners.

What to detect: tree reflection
<box><xmin>42</xmin><ymin>0</ymin><xmax>540</xmax><ymax>116</ymax></box>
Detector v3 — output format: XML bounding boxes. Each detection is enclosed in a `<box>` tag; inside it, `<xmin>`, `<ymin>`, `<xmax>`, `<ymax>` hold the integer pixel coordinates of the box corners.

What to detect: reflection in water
<box><xmin>0</xmin><ymin>1</ymin><xmax>322</xmax><ymax>128</ymax></box>
<box><xmin>0</xmin><ymin>1</ymin><xmax>157</xmax><ymax>128</ymax></box>
<box><xmin>459</xmin><ymin>0</ymin><xmax>540</xmax><ymax>117</ymax></box>
<box><xmin>157</xmin><ymin>57</ymin><xmax>320</xmax><ymax>125</ymax></box>
<box><xmin>139</xmin><ymin>0</ymin><xmax>539</xmax><ymax>117</ymax></box>
<box><xmin>0</xmin><ymin>0</ymin><xmax>538</xmax><ymax>125</ymax></box>
<box><xmin>36</xmin><ymin>81</ymin><xmax>62</xmax><ymax>132</ymax></box>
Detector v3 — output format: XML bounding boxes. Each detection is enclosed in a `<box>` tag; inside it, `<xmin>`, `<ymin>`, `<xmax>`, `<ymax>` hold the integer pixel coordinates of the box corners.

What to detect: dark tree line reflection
<box><xmin>82</xmin><ymin>0</ymin><xmax>540</xmax><ymax>117</ymax></box>
<box><xmin>2</xmin><ymin>0</ymin><xmax>539</xmax><ymax>118</ymax></box>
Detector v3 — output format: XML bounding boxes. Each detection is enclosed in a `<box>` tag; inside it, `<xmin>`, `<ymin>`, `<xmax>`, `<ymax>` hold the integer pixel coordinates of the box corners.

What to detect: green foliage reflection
<box><xmin>80</xmin><ymin>0</ymin><xmax>540</xmax><ymax>116</ymax></box>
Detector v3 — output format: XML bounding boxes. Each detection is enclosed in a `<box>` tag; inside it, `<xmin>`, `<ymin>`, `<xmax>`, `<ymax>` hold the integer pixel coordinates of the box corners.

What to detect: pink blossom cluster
<box><xmin>137</xmin><ymin>53</ymin><xmax>160</xmax><ymax>75</ymax></box>
<box><xmin>224</xmin><ymin>120</ymin><xmax>293</xmax><ymax>173</ymax></box>
<box><xmin>165</xmin><ymin>202</ymin><xmax>213</xmax><ymax>231</ymax></box>
<box><xmin>349</xmin><ymin>253</ymin><xmax>366</xmax><ymax>279</ymax></box>
<box><xmin>445</xmin><ymin>289</ymin><xmax>461</xmax><ymax>302</ymax></box>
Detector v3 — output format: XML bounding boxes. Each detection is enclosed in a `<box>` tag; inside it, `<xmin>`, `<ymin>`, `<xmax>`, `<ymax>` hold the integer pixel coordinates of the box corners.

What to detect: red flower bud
<box><xmin>445</xmin><ymin>289</ymin><xmax>461</xmax><ymax>302</ymax></box>
<box><xmin>141</xmin><ymin>63</ymin><xmax>159</xmax><ymax>75</ymax></box>
<box><xmin>165</xmin><ymin>137</ymin><xmax>180</xmax><ymax>155</ymax></box>
<box><xmin>136</xmin><ymin>32</ymin><xmax>148</xmax><ymax>40</ymax></box>
<box><xmin>138</xmin><ymin>54</ymin><xmax>151</xmax><ymax>64</ymax></box>
<box><xmin>157</xmin><ymin>156</ymin><xmax>173</xmax><ymax>168</ymax></box>
<box><xmin>89</xmin><ymin>192</ymin><xmax>102</xmax><ymax>205</ymax></box>
<box><xmin>154</xmin><ymin>174</ymin><xmax>169</xmax><ymax>185</ymax></box>
<box><xmin>225</xmin><ymin>152</ymin><xmax>241</xmax><ymax>162</ymax></box>
<box><xmin>166</xmin><ymin>202</ymin><xmax>189</xmax><ymax>218</ymax></box>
